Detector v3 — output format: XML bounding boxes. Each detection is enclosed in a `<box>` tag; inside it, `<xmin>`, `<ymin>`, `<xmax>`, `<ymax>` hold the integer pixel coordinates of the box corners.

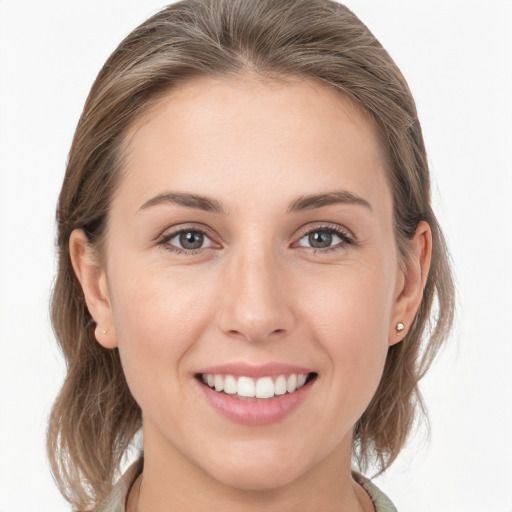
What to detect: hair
<box><xmin>48</xmin><ymin>0</ymin><xmax>455</xmax><ymax>509</ymax></box>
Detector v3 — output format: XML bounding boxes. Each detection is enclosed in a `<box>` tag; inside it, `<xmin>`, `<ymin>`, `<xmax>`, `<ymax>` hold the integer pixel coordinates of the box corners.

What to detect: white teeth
<box><xmin>275</xmin><ymin>375</ymin><xmax>287</xmax><ymax>395</ymax></box>
<box><xmin>237</xmin><ymin>376</ymin><xmax>255</xmax><ymax>397</ymax></box>
<box><xmin>297</xmin><ymin>374</ymin><xmax>307</xmax><ymax>388</ymax></box>
<box><xmin>224</xmin><ymin>375</ymin><xmax>237</xmax><ymax>394</ymax></box>
<box><xmin>286</xmin><ymin>374</ymin><xmax>297</xmax><ymax>393</ymax></box>
<box><xmin>201</xmin><ymin>372</ymin><xmax>311</xmax><ymax>398</ymax></box>
<box><xmin>214</xmin><ymin>374</ymin><xmax>224</xmax><ymax>392</ymax></box>
<box><xmin>255</xmin><ymin>377</ymin><xmax>274</xmax><ymax>399</ymax></box>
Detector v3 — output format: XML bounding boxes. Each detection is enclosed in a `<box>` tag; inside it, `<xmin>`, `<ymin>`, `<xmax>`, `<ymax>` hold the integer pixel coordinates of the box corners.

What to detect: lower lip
<box><xmin>198</xmin><ymin>378</ymin><xmax>314</xmax><ymax>426</ymax></box>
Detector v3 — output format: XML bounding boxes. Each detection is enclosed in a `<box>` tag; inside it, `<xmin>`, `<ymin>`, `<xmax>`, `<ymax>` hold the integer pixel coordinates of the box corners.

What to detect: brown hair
<box><xmin>48</xmin><ymin>0</ymin><xmax>455</xmax><ymax>509</ymax></box>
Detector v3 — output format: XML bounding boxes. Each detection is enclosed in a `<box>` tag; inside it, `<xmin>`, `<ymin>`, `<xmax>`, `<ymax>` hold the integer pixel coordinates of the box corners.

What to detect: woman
<box><xmin>47</xmin><ymin>0</ymin><xmax>455</xmax><ymax>510</ymax></box>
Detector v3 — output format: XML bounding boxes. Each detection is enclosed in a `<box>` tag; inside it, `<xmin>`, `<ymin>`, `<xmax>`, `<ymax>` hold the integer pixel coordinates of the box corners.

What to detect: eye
<box><xmin>159</xmin><ymin>228</ymin><xmax>217</xmax><ymax>253</ymax></box>
<box><xmin>296</xmin><ymin>226</ymin><xmax>353</xmax><ymax>250</ymax></box>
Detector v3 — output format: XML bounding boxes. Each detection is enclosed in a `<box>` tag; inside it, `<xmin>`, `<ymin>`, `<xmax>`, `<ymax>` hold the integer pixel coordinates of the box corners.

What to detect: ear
<box><xmin>69</xmin><ymin>229</ymin><xmax>118</xmax><ymax>349</ymax></box>
<box><xmin>389</xmin><ymin>221</ymin><xmax>432</xmax><ymax>346</ymax></box>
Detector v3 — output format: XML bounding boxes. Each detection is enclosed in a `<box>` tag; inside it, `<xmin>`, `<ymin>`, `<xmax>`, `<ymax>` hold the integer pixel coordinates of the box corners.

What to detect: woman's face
<box><xmin>90</xmin><ymin>78</ymin><xmax>409</xmax><ymax>490</ymax></box>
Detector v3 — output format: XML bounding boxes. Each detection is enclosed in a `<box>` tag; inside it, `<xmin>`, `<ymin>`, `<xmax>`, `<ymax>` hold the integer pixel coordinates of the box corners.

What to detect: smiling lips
<box><xmin>197</xmin><ymin>364</ymin><xmax>316</xmax><ymax>425</ymax></box>
<box><xmin>201</xmin><ymin>373</ymin><xmax>309</xmax><ymax>399</ymax></box>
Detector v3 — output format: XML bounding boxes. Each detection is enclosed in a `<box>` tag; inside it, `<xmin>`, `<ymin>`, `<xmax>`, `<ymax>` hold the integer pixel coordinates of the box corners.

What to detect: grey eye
<box><xmin>308</xmin><ymin>231</ymin><xmax>333</xmax><ymax>248</ymax></box>
<box><xmin>298</xmin><ymin>229</ymin><xmax>344</xmax><ymax>249</ymax></box>
<box><xmin>165</xmin><ymin>230</ymin><xmax>212</xmax><ymax>250</ymax></box>
<box><xmin>179</xmin><ymin>231</ymin><xmax>204</xmax><ymax>249</ymax></box>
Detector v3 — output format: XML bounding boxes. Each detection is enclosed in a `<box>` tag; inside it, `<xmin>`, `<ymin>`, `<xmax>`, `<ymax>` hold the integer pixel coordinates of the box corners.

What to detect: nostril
<box><xmin>226</xmin><ymin>327</ymin><xmax>288</xmax><ymax>343</ymax></box>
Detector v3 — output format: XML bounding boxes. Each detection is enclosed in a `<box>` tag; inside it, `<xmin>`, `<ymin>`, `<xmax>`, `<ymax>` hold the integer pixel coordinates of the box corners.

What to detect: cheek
<box><xmin>107</xmin><ymin>265</ymin><xmax>215</xmax><ymax>400</ymax></box>
<box><xmin>299</xmin><ymin>259</ymin><xmax>395</xmax><ymax>403</ymax></box>
<box><xmin>303</xmin><ymin>259</ymin><xmax>394</xmax><ymax>339</ymax></box>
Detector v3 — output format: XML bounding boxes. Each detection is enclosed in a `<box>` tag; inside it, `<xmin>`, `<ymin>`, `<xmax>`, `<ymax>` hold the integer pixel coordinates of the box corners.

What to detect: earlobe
<box><xmin>389</xmin><ymin>221</ymin><xmax>432</xmax><ymax>346</ymax></box>
<box><xmin>69</xmin><ymin>229</ymin><xmax>118</xmax><ymax>349</ymax></box>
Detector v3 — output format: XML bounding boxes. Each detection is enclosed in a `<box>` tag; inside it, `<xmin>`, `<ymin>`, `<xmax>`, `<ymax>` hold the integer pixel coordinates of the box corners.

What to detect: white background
<box><xmin>0</xmin><ymin>0</ymin><xmax>511</xmax><ymax>510</ymax></box>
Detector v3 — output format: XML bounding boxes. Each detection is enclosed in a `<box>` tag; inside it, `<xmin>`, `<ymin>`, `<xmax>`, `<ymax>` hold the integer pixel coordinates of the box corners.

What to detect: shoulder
<box><xmin>352</xmin><ymin>471</ymin><xmax>398</xmax><ymax>512</ymax></box>
<box><xmin>94</xmin><ymin>459</ymin><xmax>143</xmax><ymax>512</ymax></box>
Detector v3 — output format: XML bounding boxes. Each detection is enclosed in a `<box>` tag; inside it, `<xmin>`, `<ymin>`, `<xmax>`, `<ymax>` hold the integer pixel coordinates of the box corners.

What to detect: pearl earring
<box><xmin>396</xmin><ymin>322</ymin><xmax>405</xmax><ymax>335</ymax></box>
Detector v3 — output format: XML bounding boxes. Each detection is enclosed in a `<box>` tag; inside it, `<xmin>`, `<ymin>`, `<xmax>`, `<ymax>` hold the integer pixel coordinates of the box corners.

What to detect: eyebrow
<box><xmin>138</xmin><ymin>192</ymin><xmax>226</xmax><ymax>214</ymax></box>
<box><xmin>137</xmin><ymin>190</ymin><xmax>372</xmax><ymax>215</ymax></box>
<box><xmin>287</xmin><ymin>191</ymin><xmax>372</xmax><ymax>213</ymax></box>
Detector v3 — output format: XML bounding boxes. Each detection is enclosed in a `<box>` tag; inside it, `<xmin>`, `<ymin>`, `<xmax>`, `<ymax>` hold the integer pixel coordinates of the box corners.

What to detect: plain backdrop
<box><xmin>0</xmin><ymin>1</ymin><xmax>511</xmax><ymax>511</ymax></box>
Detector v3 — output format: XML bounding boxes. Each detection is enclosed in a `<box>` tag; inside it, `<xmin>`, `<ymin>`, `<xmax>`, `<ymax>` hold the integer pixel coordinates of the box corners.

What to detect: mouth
<box><xmin>197</xmin><ymin>372</ymin><xmax>318</xmax><ymax>400</ymax></box>
<box><xmin>195</xmin><ymin>363</ymin><xmax>318</xmax><ymax>425</ymax></box>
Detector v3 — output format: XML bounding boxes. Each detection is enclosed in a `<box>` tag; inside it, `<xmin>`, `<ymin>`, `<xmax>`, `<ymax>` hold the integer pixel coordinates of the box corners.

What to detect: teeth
<box><xmin>214</xmin><ymin>374</ymin><xmax>224</xmax><ymax>392</ymax></box>
<box><xmin>201</xmin><ymin>373</ymin><xmax>310</xmax><ymax>398</ymax></box>
<box><xmin>224</xmin><ymin>375</ymin><xmax>237</xmax><ymax>394</ymax></box>
<box><xmin>286</xmin><ymin>374</ymin><xmax>297</xmax><ymax>393</ymax></box>
<box><xmin>255</xmin><ymin>377</ymin><xmax>274</xmax><ymax>399</ymax></box>
<box><xmin>238</xmin><ymin>376</ymin><xmax>255</xmax><ymax>397</ymax></box>
<box><xmin>275</xmin><ymin>375</ymin><xmax>287</xmax><ymax>395</ymax></box>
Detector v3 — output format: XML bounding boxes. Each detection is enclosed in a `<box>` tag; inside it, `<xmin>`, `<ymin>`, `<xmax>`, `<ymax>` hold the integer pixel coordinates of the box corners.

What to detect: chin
<box><xmin>210</xmin><ymin>461</ymin><xmax>303</xmax><ymax>492</ymax></box>
<box><xmin>196</xmin><ymin>439</ymin><xmax>319</xmax><ymax>492</ymax></box>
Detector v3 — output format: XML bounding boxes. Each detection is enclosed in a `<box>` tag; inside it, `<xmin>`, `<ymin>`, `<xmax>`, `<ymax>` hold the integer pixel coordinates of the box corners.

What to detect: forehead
<box><xmin>117</xmin><ymin>77</ymin><xmax>391</xmax><ymax>217</ymax></box>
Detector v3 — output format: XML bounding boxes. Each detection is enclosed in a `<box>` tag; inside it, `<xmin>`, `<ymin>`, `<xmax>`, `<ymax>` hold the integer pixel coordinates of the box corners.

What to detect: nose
<box><xmin>217</xmin><ymin>245</ymin><xmax>296</xmax><ymax>343</ymax></box>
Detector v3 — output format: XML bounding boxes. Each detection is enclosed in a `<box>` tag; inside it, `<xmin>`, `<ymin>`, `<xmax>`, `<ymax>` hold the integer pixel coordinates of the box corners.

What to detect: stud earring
<box><xmin>102</xmin><ymin>329</ymin><xmax>107</xmax><ymax>334</ymax></box>
<box><xmin>396</xmin><ymin>322</ymin><xmax>405</xmax><ymax>335</ymax></box>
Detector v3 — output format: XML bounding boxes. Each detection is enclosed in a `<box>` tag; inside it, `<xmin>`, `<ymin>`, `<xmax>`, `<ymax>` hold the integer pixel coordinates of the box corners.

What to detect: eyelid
<box><xmin>292</xmin><ymin>223</ymin><xmax>356</xmax><ymax>251</ymax></box>
<box><xmin>294</xmin><ymin>222</ymin><xmax>355</xmax><ymax>242</ymax></box>
<box><xmin>155</xmin><ymin>221</ymin><xmax>356</xmax><ymax>254</ymax></box>
<box><xmin>157</xmin><ymin>223</ymin><xmax>221</xmax><ymax>252</ymax></box>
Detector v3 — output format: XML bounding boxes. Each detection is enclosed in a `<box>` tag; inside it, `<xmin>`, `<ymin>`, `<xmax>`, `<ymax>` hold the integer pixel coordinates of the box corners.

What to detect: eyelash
<box><xmin>157</xmin><ymin>223</ymin><xmax>355</xmax><ymax>255</ymax></box>
<box><xmin>295</xmin><ymin>224</ymin><xmax>355</xmax><ymax>253</ymax></box>
<box><xmin>157</xmin><ymin>224</ymin><xmax>218</xmax><ymax>255</ymax></box>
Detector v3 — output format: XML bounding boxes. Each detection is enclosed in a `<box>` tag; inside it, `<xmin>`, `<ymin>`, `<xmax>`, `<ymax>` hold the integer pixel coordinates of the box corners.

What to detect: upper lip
<box><xmin>196</xmin><ymin>362</ymin><xmax>315</xmax><ymax>378</ymax></box>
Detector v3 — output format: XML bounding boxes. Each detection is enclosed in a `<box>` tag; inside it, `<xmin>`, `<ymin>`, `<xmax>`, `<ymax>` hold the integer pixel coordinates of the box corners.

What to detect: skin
<box><xmin>70</xmin><ymin>77</ymin><xmax>431</xmax><ymax>512</ymax></box>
